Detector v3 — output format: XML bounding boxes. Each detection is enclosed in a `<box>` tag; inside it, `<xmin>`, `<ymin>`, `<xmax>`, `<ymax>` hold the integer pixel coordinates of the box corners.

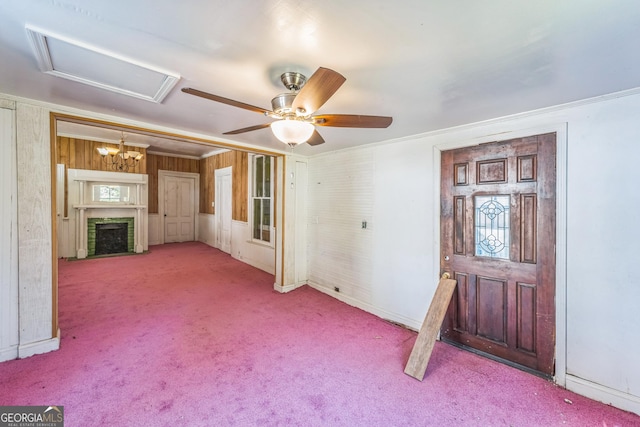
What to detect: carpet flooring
<box><xmin>0</xmin><ymin>242</ymin><xmax>638</xmax><ymax>426</ymax></box>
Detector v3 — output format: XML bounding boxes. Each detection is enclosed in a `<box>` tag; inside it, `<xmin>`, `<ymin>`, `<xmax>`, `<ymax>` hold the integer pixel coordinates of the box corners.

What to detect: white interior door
<box><xmin>215</xmin><ymin>167</ymin><xmax>232</xmax><ymax>254</ymax></box>
<box><xmin>164</xmin><ymin>176</ymin><xmax>195</xmax><ymax>243</ymax></box>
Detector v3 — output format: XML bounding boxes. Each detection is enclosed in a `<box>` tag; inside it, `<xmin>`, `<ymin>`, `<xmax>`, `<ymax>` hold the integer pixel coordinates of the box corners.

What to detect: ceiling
<box><xmin>1</xmin><ymin>0</ymin><xmax>639</xmax><ymax>157</ymax></box>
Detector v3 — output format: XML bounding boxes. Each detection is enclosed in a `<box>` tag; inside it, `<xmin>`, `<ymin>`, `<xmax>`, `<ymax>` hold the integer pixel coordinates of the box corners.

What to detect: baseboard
<box><xmin>565</xmin><ymin>374</ymin><xmax>640</xmax><ymax>416</ymax></box>
<box><xmin>233</xmin><ymin>254</ymin><xmax>275</xmax><ymax>275</ymax></box>
<box><xmin>306</xmin><ymin>281</ymin><xmax>422</xmax><ymax>330</ymax></box>
<box><xmin>18</xmin><ymin>329</ymin><xmax>60</xmax><ymax>359</ymax></box>
<box><xmin>273</xmin><ymin>281</ymin><xmax>304</xmax><ymax>293</ymax></box>
<box><xmin>0</xmin><ymin>345</ymin><xmax>18</xmax><ymax>363</ymax></box>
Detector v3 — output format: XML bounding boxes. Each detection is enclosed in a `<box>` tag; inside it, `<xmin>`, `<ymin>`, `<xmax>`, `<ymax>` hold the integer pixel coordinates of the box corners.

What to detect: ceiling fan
<box><xmin>181</xmin><ymin>67</ymin><xmax>392</xmax><ymax>147</ymax></box>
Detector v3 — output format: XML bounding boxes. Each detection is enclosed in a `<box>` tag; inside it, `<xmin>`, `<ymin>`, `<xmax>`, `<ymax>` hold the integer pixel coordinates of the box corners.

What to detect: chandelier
<box><xmin>95</xmin><ymin>133</ymin><xmax>143</xmax><ymax>172</ymax></box>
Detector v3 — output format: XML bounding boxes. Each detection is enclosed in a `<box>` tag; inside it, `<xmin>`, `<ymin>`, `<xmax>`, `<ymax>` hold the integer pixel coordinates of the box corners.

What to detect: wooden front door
<box><xmin>440</xmin><ymin>133</ymin><xmax>556</xmax><ymax>376</ymax></box>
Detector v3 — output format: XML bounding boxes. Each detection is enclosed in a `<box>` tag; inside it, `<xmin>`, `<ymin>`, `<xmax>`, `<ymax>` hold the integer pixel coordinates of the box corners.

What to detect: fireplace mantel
<box><xmin>74</xmin><ymin>204</ymin><xmax>146</xmax><ymax>209</ymax></box>
<box><xmin>67</xmin><ymin>169</ymin><xmax>148</xmax><ymax>259</ymax></box>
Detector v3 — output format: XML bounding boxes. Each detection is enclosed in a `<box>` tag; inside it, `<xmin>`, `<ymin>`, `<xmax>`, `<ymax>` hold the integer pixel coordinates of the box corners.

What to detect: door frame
<box><xmin>432</xmin><ymin>123</ymin><xmax>568</xmax><ymax>386</ymax></box>
<box><xmin>158</xmin><ymin>170</ymin><xmax>200</xmax><ymax>245</ymax></box>
<box><xmin>214</xmin><ymin>166</ymin><xmax>232</xmax><ymax>253</ymax></box>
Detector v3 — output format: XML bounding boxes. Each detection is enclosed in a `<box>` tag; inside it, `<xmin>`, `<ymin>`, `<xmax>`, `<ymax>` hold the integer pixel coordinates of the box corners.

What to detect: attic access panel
<box><xmin>26</xmin><ymin>26</ymin><xmax>179</xmax><ymax>103</ymax></box>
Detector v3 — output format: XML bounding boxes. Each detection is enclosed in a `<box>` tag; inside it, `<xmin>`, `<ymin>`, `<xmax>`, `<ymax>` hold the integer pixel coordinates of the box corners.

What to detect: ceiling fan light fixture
<box><xmin>270</xmin><ymin>119</ymin><xmax>314</xmax><ymax>147</ymax></box>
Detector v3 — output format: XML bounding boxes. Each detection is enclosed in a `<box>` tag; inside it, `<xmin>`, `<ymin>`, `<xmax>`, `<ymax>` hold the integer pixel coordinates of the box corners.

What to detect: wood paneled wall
<box><xmin>57</xmin><ymin>136</ymin><xmax>250</xmax><ymax>221</ymax></box>
<box><xmin>57</xmin><ymin>136</ymin><xmax>147</xmax><ymax>174</ymax></box>
<box><xmin>199</xmin><ymin>150</ymin><xmax>248</xmax><ymax>222</ymax></box>
<box><xmin>146</xmin><ymin>153</ymin><xmax>200</xmax><ymax>213</ymax></box>
<box><xmin>57</xmin><ymin>137</ymin><xmax>148</xmax><ymax>216</ymax></box>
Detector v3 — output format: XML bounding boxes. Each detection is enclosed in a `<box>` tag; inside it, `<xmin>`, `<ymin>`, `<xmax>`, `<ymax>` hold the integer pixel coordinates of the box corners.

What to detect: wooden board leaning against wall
<box><xmin>56</xmin><ymin>136</ymin><xmax>248</xmax><ymax>221</ymax></box>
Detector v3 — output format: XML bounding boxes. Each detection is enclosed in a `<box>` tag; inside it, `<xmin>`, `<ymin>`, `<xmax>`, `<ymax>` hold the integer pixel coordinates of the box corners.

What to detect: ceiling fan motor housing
<box><xmin>271</xmin><ymin>92</ymin><xmax>297</xmax><ymax>115</ymax></box>
<box><xmin>280</xmin><ymin>72</ymin><xmax>306</xmax><ymax>91</ymax></box>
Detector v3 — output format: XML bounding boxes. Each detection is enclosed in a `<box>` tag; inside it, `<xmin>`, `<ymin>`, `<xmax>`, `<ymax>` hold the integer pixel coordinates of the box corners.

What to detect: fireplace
<box><xmin>95</xmin><ymin>223</ymin><xmax>128</xmax><ymax>255</ymax></box>
<box><xmin>87</xmin><ymin>217</ymin><xmax>135</xmax><ymax>256</ymax></box>
<box><xmin>68</xmin><ymin>169</ymin><xmax>148</xmax><ymax>259</ymax></box>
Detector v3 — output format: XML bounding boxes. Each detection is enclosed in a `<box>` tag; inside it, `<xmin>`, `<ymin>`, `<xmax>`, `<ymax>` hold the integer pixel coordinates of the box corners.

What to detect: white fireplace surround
<box><xmin>67</xmin><ymin>169</ymin><xmax>148</xmax><ymax>259</ymax></box>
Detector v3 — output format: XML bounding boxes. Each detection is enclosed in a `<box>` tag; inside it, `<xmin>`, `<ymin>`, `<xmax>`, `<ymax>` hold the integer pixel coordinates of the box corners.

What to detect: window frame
<box><xmin>248</xmin><ymin>154</ymin><xmax>274</xmax><ymax>245</ymax></box>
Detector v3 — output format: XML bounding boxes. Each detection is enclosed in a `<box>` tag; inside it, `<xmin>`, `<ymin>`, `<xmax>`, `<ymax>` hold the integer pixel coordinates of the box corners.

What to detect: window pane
<box><xmin>475</xmin><ymin>195</ymin><xmax>510</xmax><ymax>259</ymax></box>
<box><xmin>99</xmin><ymin>185</ymin><xmax>110</xmax><ymax>200</ymax></box>
<box><xmin>109</xmin><ymin>186</ymin><xmax>120</xmax><ymax>199</ymax></box>
<box><xmin>262</xmin><ymin>199</ymin><xmax>270</xmax><ymax>242</ymax></box>
<box><xmin>264</xmin><ymin>157</ymin><xmax>271</xmax><ymax>197</ymax></box>
<box><xmin>254</xmin><ymin>156</ymin><xmax>264</xmax><ymax>197</ymax></box>
<box><xmin>253</xmin><ymin>199</ymin><xmax>262</xmax><ymax>240</ymax></box>
<box><xmin>93</xmin><ymin>184</ymin><xmax>130</xmax><ymax>202</ymax></box>
<box><xmin>250</xmin><ymin>155</ymin><xmax>273</xmax><ymax>243</ymax></box>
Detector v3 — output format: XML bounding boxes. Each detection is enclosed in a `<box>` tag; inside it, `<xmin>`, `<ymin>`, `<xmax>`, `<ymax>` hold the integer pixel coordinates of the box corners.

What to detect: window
<box><xmin>250</xmin><ymin>155</ymin><xmax>273</xmax><ymax>243</ymax></box>
<box><xmin>474</xmin><ymin>195</ymin><xmax>510</xmax><ymax>259</ymax></box>
<box><xmin>92</xmin><ymin>184</ymin><xmax>131</xmax><ymax>203</ymax></box>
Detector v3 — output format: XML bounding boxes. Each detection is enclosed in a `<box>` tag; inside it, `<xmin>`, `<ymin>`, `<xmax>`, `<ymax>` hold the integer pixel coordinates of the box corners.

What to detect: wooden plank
<box><xmin>404</xmin><ymin>274</ymin><xmax>457</xmax><ymax>381</ymax></box>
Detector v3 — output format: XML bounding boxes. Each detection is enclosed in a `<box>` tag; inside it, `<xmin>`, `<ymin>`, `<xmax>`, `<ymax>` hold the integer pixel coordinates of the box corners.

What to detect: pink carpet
<box><xmin>0</xmin><ymin>242</ymin><xmax>637</xmax><ymax>426</ymax></box>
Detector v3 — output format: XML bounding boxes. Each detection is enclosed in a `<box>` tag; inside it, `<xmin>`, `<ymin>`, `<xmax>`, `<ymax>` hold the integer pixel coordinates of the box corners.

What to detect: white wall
<box><xmin>148</xmin><ymin>213</ymin><xmax>161</xmax><ymax>245</ymax></box>
<box><xmin>230</xmin><ymin>221</ymin><xmax>275</xmax><ymax>275</ymax></box>
<box><xmin>306</xmin><ymin>89</ymin><xmax>640</xmax><ymax>415</ymax></box>
<box><xmin>307</xmin><ymin>148</ymin><xmax>376</xmax><ymax>304</ymax></box>
<box><xmin>0</xmin><ymin>102</ymin><xmax>19</xmax><ymax>362</ymax></box>
<box><xmin>197</xmin><ymin>214</ymin><xmax>276</xmax><ymax>275</ymax></box>
<box><xmin>197</xmin><ymin>212</ymin><xmax>216</xmax><ymax>248</ymax></box>
<box><xmin>0</xmin><ymin>99</ymin><xmax>60</xmax><ymax>361</ymax></box>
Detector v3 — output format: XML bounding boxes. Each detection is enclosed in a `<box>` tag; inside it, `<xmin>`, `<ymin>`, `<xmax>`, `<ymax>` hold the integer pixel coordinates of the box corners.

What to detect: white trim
<box><xmin>432</xmin><ymin>123</ymin><xmax>569</xmax><ymax>385</ymax></box>
<box><xmin>18</xmin><ymin>329</ymin><xmax>60</xmax><ymax>359</ymax></box>
<box><xmin>0</xmin><ymin>346</ymin><xmax>18</xmax><ymax>363</ymax></box>
<box><xmin>248</xmin><ymin>154</ymin><xmax>275</xmax><ymax>247</ymax></box>
<box><xmin>0</xmin><ymin>99</ymin><xmax>16</xmax><ymax>110</ymax></box>
<box><xmin>57</xmin><ymin>131</ymin><xmax>150</xmax><ymax>148</ymax></box>
<box><xmin>215</xmin><ymin>166</ymin><xmax>232</xmax><ymax>253</ymax></box>
<box><xmin>147</xmin><ymin>150</ymin><xmax>201</xmax><ymax>160</ymax></box>
<box><xmin>158</xmin><ymin>170</ymin><xmax>200</xmax><ymax>245</ymax></box>
<box><xmin>566</xmin><ymin>375</ymin><xmax>640</xmax><ymax>416</ymax></box>
<box><xmin>273</xmin><ymin>282</ymin><xmax>302</xmax><ymax>293</ymax></box>
<box><xmin>554</xmin><ymin>124</ymin><xmax>569</xmax><ymax>388</ymax></box>
<box><xmin>307</xmin><ymin>281</ymin><xmax>422</xmax><ymax>330</ymax></box>
<box><xmin>200</xmin><ymin>148</ymin><xmax>231</xmax><ymax>159</ymax></box>
<box><xmin>3</xmin><ymin>92</ymin><xmax>288</xmax><ymax>156</ymax></box>
<box><xmin>26</xmin><ymin>26</ymin><xmax>180</xmax><ymax>104</ymax></box>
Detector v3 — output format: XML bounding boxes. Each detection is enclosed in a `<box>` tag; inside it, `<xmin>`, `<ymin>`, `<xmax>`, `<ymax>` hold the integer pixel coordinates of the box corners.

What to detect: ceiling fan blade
<box><xmin>223</xmin><ymin>123</ymin><xmax>271</xmax><ymax>135</ymax></box>
<box><xmin>313</xmin><ymin>114</ymin><xmax>393</xmax><ymax>128</ymax></box>
<box><xmin>182</xmin><ymin>88</ymin><xmax>269</xmax><ymax>114</ymax></box>
<box><xmin>306</xmin><ymin>129</ymin><xmax>325</xmax><ymax>146</ymax></box>
<box><xmin>292</xmin><ymin>68</ymin><xmax>346</xmax><ymax>115</ymax></box>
